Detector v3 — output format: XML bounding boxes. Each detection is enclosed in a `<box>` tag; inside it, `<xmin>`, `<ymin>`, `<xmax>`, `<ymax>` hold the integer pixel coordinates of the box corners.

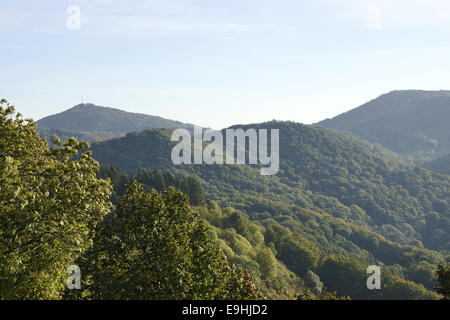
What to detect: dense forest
<box><xmin>318</xmin><ymin>90</ymin><xmax>450</xmax><ymax>162</ymax></box>
<box><xmin>97</xmin><ymin>166</ymin><xmax>450</xmax><ymax>299</ymax></box>
<box><xmin>1</xmin><ymin>99</ymin><xmax>450</xmax><ymax>300</ymax></box>
<box><xmin>90</xmin><ymin>120</ymin><xmax>450</xmax><ymax>299</ymax></box>
<box><xmin>423</xmin><ymin>153</ymin><xmax>450</xmax><ymax>175</ymax></box>
<box><xmin>0</xmin><ymin>100</ymin><xmax>259</xmax><ymax>300</ymax></box>
<box><xmin>91</xmin><ymin>122</ymin><xmax>450</xmax><ymax>251</ymax></box>
<box><xmin>37</xmin><ymin>103</ymin><xmax>195</xmax><ymax>143</ymax></box>
<box><xmin>37</xmin><ymin>127</ymin><xmax>124</xmax><ymax>144</ymax></box>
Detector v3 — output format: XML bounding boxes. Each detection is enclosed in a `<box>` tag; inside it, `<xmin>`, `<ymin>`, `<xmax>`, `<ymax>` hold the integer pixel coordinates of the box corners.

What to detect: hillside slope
<box><xmin>91</xmin><ymin>122</ymin><xmax>450</xmax><ymax>252</ymax></box>
<box><xmin>89</xmin><ymin>121</ymin><xmax>450</xmax><ymax>298</ymax></box>
<box><xmin>37</xmin><ymin>103</ymin><xmax>195</xmax><ymax>142</ymax></box>
<box><xmin>318</xmin><ymin>90</ymin><xmax>450</xmax><ymax>161</ymax></box>
<box><xmin>98</xmin><ymin>165</ymin><xmax>445</xmax><ymax>299</ymax></box>
<box><xmin>423</xmin><ymin>153</ymin><xmax>450</xmax><ymax>175</ymax></box>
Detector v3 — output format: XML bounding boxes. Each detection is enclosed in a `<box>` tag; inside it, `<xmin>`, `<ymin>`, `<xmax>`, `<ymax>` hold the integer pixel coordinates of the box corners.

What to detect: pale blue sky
<box><xmin>2</xmin><ymin>0</ymin><xmax>450</xmax><ymax>129</ymax></box>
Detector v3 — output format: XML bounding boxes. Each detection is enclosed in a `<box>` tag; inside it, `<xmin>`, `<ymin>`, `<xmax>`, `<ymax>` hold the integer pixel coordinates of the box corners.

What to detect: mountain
<box><xmin>90</xmin><ymin>121</ymin><xmax>450</xmax><ymax>299</ymax></box>
<box><xmin>36</xmin><ymin>103</ymin><xmax>195</xmax><ymax>142</ymax></box>
<box><xmin>90</xmin><ymin>121</ymin><xmax>450</xmax><ymax>250</ymax></box>
<box><xmin>37</xmin><ymin>127</ymin><xmax>122</xmax><ymax>143</ymax></box>
<box><xmin>317</xmin><ymin>90</ymin><xmax>450</xmax><ymax>162</ymax></box>
<box><xmin>423</xmin><ymin>153</ymin><xmax>450</xmax><ymax>175</ymax></box>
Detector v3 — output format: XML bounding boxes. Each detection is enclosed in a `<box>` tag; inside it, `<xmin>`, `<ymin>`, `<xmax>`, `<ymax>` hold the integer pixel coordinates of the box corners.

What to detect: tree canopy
<box><xmin>435</xmin><ymin>263</ymin><xmax>450</xmax><ymax>300</ymax></box>
<box><xmin>73</xmin><ymin>181</ymin><xmax>261</xmax><ymax>300</ymax></box>
<box><xmin>0</xmin><ymin>99</ymin><xmax>112</xmax><ymax>299</ymax></box>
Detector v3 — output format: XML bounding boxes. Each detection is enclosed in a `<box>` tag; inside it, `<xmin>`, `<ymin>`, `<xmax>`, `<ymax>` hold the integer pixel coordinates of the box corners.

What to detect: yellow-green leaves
<box><xmin>76</xmin><ymin>182</ymin><xmax>261</xmax><ymax>300</ymax></box>
<box><xmin>0</xmin><ymin>99</ymin><xmax>112</xmax><ymax>299</ymax></box>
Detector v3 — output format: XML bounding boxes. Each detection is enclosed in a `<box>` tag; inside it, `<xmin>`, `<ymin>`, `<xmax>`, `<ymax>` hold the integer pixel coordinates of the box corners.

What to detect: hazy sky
<box><xmin>2</xmin><ymin>0</ymin><xmax>450</xmax><ymax>129</ymax></box>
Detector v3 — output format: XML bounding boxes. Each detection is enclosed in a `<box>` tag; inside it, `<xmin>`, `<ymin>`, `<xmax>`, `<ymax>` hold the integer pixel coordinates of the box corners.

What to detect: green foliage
<box><xmin>423</xmin><ymin>153</ymin><xmax>450</xmax><ymax>175</ymax></box>
<box><xmin>298</xmin><ymin>289</ymin><xmax>350</xmax><ymax>300</ymax></box>
<box><xmin>0</xmin><ymin>99</ymin><xmax>112</xmax><ymax>299</ymax></box>
<box><xmin>407</xmin><ymin>262</ymin><xmax>437</xmax><ymax>290</ymax></box>
<box><xmin>91</xmin><ymin>121</ymin><xmax>450</xmax><ymax>252</ymax></box>
<box><xmin>75</xmin><ymin>182</ymin><xmax>261</xmax><ymax>300</ymax></box>
<box><xmin>38</xmin><ymin>127</ymin><xmax>124</xmax><ymax>144</ymax></box>
<box><xmin>303</xmin><ymin>270</ymin><xmax>324</xmax><ymax>294</ymax></box>
<box><xmin>37</xmin><ymin>103</ymin><xmax>194</xmax><ymax>143</ymax></box>
<box><xmin>99</xmin><ymin>166</ymin><xmax>205</xmax><ymax>206</ymax></box>
<box><xmin>1</xmin><ymin>101</ymin><xmax>262</xmax><ymax>300</ymax></box>
<box><xmin>255</xmin><ymin>247</ymin><xmax>278</xmax><ymax>279</ymax></box>
<box><xmin>317</xmin><ymin>256</ymin><xmax>439</xmax><ymax>300</ymax></box>
<box><xmin>318</xmin><ymin>90</ymin><xmax>450</xmax><ymax>161</ymax></box>
<box><xmin>201</xmin><ymin>206</ymin><xmax>301</xmax><ymax>299</ymax></box>
<box><xmin>89</xmin><ymin>120</ymin><xmax>450</xmax><ymax>299</ymax></box>
<box><xmin>435</xmin><ymin>263</ymin><xmax>450</xmax><ymax>300</ymax></box>
<box><xmin>4</xmin><ymin>98</ymin><xmax>449</xmax><ymax>300</ymax></box>
<box><xmin>263</xmin><ymin>223</ymin><xmax>318</xmax><ymax>277</ymax></box>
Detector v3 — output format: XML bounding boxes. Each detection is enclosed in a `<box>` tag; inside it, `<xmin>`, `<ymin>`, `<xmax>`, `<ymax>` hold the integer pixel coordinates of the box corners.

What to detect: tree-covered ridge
<box><xmin>318</xmin><ymin>90</ymin><xmax>450</xmax><ymax>162</ymax></box>
<box><xmin>37</xmin><ymin>127</ymin><xmax>125</xmax><ymax>144</ymax></box>
<box><xmin>99</xmin><ymin>166</ymin><xmax>205</xmax><ymax>205</ymax></box>
<box><xmin>435</xmin><ymin>263</ymin><xmax>450</xmax><ymax>300</ymax></box>
<box><xmin>0</xmin><ymin>100</ymin><xmax>113</xmax><ymax>299</ymax></box>
<box><xmin>2</xmin><ymin>99</ymin><xmax>450</xmax><ymax>300</ymax></box>
<box><xmin>89</xmin><ymin>122</ymin><xmax>450</xmax><ymax>299</ymax></box>
<box><xmin>202</xmin><ymin>202</ymin><xmax>443</xmax><ymax>299</ymax></box>
<box><xmin>91</xmin><ymin>121</ymin><xmax>450</xmax><ymax>253</ymax></box>
<box><xmin>70</xmin><ymin>182</ymin><xmax>261</xmax><ymax>300</ymax></box>
<box><xmin>422</xmin><ymin>153</ymin><xmax>450</xmax><ymax>175</ymax></box>
<box><xmin>4</xmin><ymin>99</ymin><xmax>345</xmax><ymax>300</ymax></box>
<box><xmin>98</xmin><ymin>167</ymin><xmax>301</xmax><ymax>299</ymax></box>
<box><xmin>0</xmin><ymin>99</ymin><xmax>261</xmax><ymax>300</ymax></box>
<box><xmin>92</xmin><ymin>166</ymin><xmax>446</xmax><ymax>299</ymax></box>
<box><xmin>37</xmin><ymin>103</ymin><xmax>196</xmax><ymax>143</ymax></box>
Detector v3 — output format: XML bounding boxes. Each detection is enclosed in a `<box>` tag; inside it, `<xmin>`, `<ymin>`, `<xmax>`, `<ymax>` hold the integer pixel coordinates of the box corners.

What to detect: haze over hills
<box><xmin>26</xmin><ymin>94</ymin><xmax>450</xmax><ymax>299</ymax></box>
<box><xmin>423</xmin><ymin>153</ymin><xmax>450</xmax><ymax>175</ymax></box>
<box><xmin>317</xmin><ymin>90</ymin><xmax>450</xmax><ymax>163</ymax></box>
<box><xmin>5</xmin><ymin>0</ymin><xmax>450</xmax><ymax>302</ymax></box>
<box><xmin>36</xmin><ymin>103</ymin><xmax>196</xmax><ymax>142</ymax></box>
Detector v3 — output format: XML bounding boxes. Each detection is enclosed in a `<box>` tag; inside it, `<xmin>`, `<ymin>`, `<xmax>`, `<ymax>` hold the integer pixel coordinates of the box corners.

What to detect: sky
<box><xmin>1</xmin><ymin>0</ymin><xmax>450</xmax><ymax>129</ymax></box>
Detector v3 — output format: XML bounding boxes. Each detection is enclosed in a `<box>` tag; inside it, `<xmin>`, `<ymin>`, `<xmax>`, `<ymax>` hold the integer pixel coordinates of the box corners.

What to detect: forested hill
<box><xmin>317</xmin><ymin>90</ymin><xmax>450</xmax><ymax>161</ymax></box>
<box><xmin>90</xmin><ymin>121</ymin><xmax>450</xmax><ymax>298</ymax></box>
<box><xmin>423</xmin><ymin>153</ymin><xmax>450</xmax><ymax>175</ymax></box>
<box><xmin>5</xmin><ymin>99</ymin><xmax>450</xmax><ymax>300</ymax></box>
<box><xmin>91</xmin><ymin>121</ymin><xmax>450</xmax><ymax>251</ymax></box>
<box><xmin>36</xmin><ymin>103</ymin><xmax>195</xmax><ymax>142</ymax></box>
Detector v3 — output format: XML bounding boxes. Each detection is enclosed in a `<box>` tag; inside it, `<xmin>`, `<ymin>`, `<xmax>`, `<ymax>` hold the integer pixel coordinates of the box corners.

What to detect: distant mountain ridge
<box><xmin>423</xmin><ymin>153</ymin><xmax>450</xmax><ymax>175</ymax></box>
<box><xmin>317</xmin><ymin>90</ymin><xmax>450</xmax><ymax>162</ymax></box>
<box><xmin>88</xmin><ymin>121</ymin><xmax>449</xmax><ymax>298</ymax></box>
<box><xmin>28</xmin><ymin>94</ymin><xmax>450</xmax><ymax>299</ymax></box>
<box><xmin>37</xmin><ymin>103</ymin><xmax>196</xmax><ymax>142</ymax></box>
<box><xmin>90</xmin><ymin>121</ymin><xmax>450</xmax><ymax>251</ymax></box>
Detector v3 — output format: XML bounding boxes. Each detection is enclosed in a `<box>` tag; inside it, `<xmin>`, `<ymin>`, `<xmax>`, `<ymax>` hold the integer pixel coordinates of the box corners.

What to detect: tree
<box><xmin>185</xmin><ymin>176</ymin><xmax>205</xmax><ymax>205</ymax></box>
<box><xmin>0</xmin><ymin>99</ymin><xmax>112</xmax><ymax>299</ymax></box>
<box><xmin>435</xmin><ymin>263</ymin><xmax>450</xmax><ymax>300</ymax></box>
<box><xmin>255</xmin><ymin>247</ymin><xmax>277</xmax><ymax>279</ymax></box>
<box><xmin>76</xmin><ymin>181</ymin><xmax>261</xmax><ymax>299</ymax></box>
<box><xmin>304</xmin><ymin>270</ymin><xmax>324</xmax><ymax>294</ymax></box>
<box><xmin>278</xmin><ymin>239</ymin><xmax>318</xmax><ymax>277</ymax></box>
<box><xmin>297</xmin><ymin>289</ymin><xmax>350</xmax><ymax>300</ymax></box>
